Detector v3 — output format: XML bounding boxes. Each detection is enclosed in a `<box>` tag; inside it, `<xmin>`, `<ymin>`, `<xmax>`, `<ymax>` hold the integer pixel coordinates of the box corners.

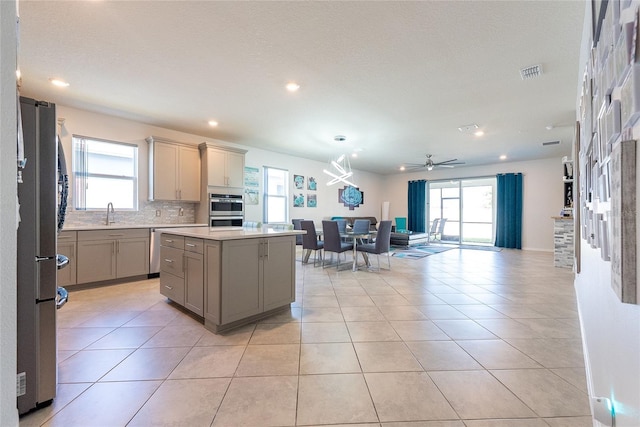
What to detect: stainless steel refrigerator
<box><xmin>16</xmin><ymin>97</ymin><xmax>59</xmax><ymax>414</ymax></box>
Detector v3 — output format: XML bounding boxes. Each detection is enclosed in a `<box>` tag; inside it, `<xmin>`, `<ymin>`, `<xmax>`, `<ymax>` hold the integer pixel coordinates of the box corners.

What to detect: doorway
<box><xmin>428</xmin><ymin>177</ymin><xmax>496</xmax><ymax>245</ymax></box>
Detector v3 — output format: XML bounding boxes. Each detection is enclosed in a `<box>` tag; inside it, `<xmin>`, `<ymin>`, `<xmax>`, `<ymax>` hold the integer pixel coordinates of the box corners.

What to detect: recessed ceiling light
<box><xmin>474</xmin><ymin>130</ymin><xmax>484</xmax><ymax>137</ymax></box>
<box><xmin>285</xmin><ymin>82</ymin><xmax>300</xmax><ymax>92</ymax></box>
<box><xmin>500</xmin><ymin>155</ymin><xmax>507</xmax><ymax>160</ymax></box>
<box><xmin>399</xmin><ymin>166</ymin><xmax>406</xmax><ymax>171</ymax></box>
<box><xmin>351</xmin><ymin>153</ymin><xmax>358</xmax><ymax>158</ymax></box>
<box><xmin>208</xmin><ymin>120</ymin><xmax>218</xmax><ymax>127</ymax></box>
<box><xmin>49</xmin><ymin>78</ymin><xmax>69</xmax><ymax>87</ymax></box>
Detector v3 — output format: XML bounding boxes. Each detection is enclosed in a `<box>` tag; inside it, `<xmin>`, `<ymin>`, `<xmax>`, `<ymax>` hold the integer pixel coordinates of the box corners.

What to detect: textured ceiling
<box><xmin>18</xmin><ymin>1</ymin><xmax>585</xmax><ymax>175</ymax></box>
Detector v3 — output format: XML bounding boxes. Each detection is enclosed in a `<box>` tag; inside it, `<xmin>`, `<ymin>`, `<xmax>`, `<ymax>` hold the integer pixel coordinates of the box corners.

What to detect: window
<box><xmin>72</xmin><ymin>136</ymin><xmax>138</xmax><ymax>210</ymax></box>
<box><xmin>263</xmin><ymin>167</ymin><xmax>288</xmax><ymax>223</ymax></box>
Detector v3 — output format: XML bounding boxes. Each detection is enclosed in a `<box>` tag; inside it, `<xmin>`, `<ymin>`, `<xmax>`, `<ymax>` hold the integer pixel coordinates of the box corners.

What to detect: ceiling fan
<box><xmin>404</xmin><ymin>154</ymin><xmax>465</xmax><ymax>171</ymax></box>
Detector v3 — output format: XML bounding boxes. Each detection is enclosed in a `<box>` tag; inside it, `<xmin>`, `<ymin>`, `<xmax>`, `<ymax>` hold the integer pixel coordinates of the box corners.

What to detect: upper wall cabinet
<box><xmin>147</xmin><ymin>136</ymin><xmax>201</xmax><ymax>201</ymax></box>
<box><xmin>199</xmin><ymin>142</ymin><xmax>247</xmax><ymax>190</ymax></box>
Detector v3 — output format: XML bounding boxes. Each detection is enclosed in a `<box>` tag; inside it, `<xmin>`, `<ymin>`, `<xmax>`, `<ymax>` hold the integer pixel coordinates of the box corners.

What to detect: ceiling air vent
<box><xmin>542</xmin><ymin>140</ymin><xmax>560</xmax><ymax>146</ymax></box>
<box><xmin>520</xmin><ymin>64</ymin><xmax>542</xmax><ymax>80</ymax></box>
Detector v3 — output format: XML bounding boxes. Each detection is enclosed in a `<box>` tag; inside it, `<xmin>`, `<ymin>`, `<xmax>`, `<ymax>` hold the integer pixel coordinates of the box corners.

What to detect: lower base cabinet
<box><xmin>76</xmin><ymin>229</ymin><xmax>149</xmax><ymax>285</ymax></box>
<box><xmin>160</xmin><ymin>235</ymin><xmax>204</xmax><ymax>316</ymax></box>
<box><xmin>204</xmin><ymin>235</ymin><xmax>295</xmax><ymax>331</ymax></box>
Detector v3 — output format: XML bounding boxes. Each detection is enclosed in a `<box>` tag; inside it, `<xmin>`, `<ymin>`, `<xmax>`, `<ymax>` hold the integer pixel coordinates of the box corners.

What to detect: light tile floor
<box><xmin>20</xmin><ymin>247</ymin><xmax>593</xmax><ymax>427</ymax></box>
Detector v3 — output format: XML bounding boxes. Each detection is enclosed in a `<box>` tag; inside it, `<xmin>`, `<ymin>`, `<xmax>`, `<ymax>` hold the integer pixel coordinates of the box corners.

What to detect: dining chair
<box><xmin>300</xmin><ymin>220</ymin><xmax>323</xmax><ymax>266</ymax></box>
<box><xmin>335</xmin><ymin>219</ymin><xmax>348</xmax><ymax>242</ymax></box>
<box><xmin>321</xmin><ymin>220</ymin><xmax>353</xmax><ymax>269</ymax></box>
<box><xmin>356</xmin><ymin>220</ymin><xmax>392</xmax><ymax>271</ymax></box>
<box><xmin>352</xmin><ymin>219</ymin><xmax>371</xmax><ymax>244</ymax></box>
<box><xmin>428</xmin><ymin>218</ymin><xmax>440</xmax><ymax>242</ymax></box>
<box><xmin>292</xmin><ymin>218</ymin><xmax>304</xmax><ymax>246</ymax></box>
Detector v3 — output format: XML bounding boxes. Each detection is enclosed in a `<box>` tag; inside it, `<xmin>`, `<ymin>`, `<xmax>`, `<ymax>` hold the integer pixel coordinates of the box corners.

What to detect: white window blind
<box><xmin>72</xmin><ymin>136</ymin><xmax>138</xmax><ymax>210</ymax></box>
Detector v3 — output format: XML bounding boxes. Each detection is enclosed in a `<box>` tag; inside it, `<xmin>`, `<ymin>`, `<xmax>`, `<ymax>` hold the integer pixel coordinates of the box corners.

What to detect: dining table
<box><xmin>312</xmin><ymin>228</ymin><xmax>377</xmax><ymax>271</ymax></box>
<box><xmin>342</xmin><ymin>230</ymin><xmax>377</xmax><ymax>271</ymax></box>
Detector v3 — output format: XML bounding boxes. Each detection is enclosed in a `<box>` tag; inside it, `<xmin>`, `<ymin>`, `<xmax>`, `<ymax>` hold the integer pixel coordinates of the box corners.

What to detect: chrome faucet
<box><xmin>106</xmin><ymin>202</ymin><xmax>115</xmax><ymax>225</ymax></box>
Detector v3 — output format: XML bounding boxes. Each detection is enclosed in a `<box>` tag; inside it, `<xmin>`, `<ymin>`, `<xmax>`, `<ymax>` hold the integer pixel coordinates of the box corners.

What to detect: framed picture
<box><xmin>293</xmin><ymin>175</ymin><xmax>304</xmax><ymax>190</ymax></box>
<box><xmin>307</xmin><ymin>194</ymin><xmax>317</xmax><ymax>207</ymax></box>
<box><xmin>307</xmin><ymin>176</ymin><xmax>317</xmax><ymax>191</ymax></box>
<box><xmin>610</xmin><ymin>140</ymin><xmax>637</xmax><ymax>304</ymax></box>
<box><xmin>293</xmin><ymin>193</ymin><xmax>304</xmax><ymax>207</ymax></box>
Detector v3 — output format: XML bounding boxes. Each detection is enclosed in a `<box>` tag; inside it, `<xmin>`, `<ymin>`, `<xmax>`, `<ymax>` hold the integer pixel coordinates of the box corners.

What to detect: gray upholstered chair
<box><xmin>352</xmin><ymin>219</ymin><xmax>371</xmax><ymax>244</ymax></box>
<box><xmin>356</xmin><ymin>220</ymin><xmax>392</xmax><ymax>271</ymax></box>
<box><xmin>322</xmin><ymin>220</ymin><xmax>353</xmax><ymax>269</ymax></box>
<box><xmin>292</xmin><ymin>218</ymin><xmax>304</xmax><ymax>246</ymax></box>
<box><xmin>335</xmin><ymin>219</ymin><xmax>348</xmax><ymax>242</ymax></box>
<box><xmin>300</xmin><ymin>220</ymin><xmax>323</xmax><ymax>266</ymax></box>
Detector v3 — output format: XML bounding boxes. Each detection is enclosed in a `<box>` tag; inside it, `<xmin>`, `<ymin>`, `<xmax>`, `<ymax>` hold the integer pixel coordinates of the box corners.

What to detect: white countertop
<box><xmin>62</xmin><ymin>223</ymin><xmax>208</xmax><ymax>231</ymax></box>
<box><xmin>161</xmin><ymin>226</ymin><xmax>305</xmax><ymax>241</ymax></box>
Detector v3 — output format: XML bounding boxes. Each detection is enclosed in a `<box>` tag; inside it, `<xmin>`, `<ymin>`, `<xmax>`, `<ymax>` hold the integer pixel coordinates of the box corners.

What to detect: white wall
<box><xmin>382</xmin><ymin>157</ymin><xmax>564</xmax><ymax>251</ymax></box>
<box><xmin>56</xmin><ymin>105</ymin><xmax>385</xmax><ymax>228</ymax></box>
<box><xmin>572</xmin><ymin>1</ymin><xmax>640</xmax><ymax>425</ymax></box>
<box><xmin>1</xmin><ymin>1</ymin><xmax>18</xmax><ymax>425</ymax></box>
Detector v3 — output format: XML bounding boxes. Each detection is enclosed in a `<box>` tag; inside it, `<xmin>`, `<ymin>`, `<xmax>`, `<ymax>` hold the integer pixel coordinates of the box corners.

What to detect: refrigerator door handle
<box><xmin>56</xmin><ymin>287</ymin><xmax>68</xmax><ymax>309</ymax></box>
<box><xmin>35</xmin><ymin>256</ymin><xmax>55</xmax><ymax>262</ymax></box>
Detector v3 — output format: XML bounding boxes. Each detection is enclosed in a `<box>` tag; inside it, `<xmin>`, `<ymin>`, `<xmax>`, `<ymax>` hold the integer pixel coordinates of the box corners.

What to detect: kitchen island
<box><xmin>159</xmin><ymin>227</ymin><xmax>304</xmax><ymax>333</ymax></box>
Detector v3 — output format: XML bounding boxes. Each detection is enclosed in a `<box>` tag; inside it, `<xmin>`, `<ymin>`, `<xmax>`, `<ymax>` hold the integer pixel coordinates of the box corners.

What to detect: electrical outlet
<box><xmin>155</xmin><ymin>210</ymin><xmax>161</xmax><ymax>217</ymax></box>
<box><xmin>179</xmin><ymin>207</ymin><xmax>184</xmax><ymax>216</ymax></box>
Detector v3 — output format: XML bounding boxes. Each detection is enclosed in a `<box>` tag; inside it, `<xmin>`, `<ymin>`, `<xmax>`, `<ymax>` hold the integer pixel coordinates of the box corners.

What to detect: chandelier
<box><xmin>323</xmin><ymin>154</ymin><xmax>357</xmax><ymax>187</ymax></box>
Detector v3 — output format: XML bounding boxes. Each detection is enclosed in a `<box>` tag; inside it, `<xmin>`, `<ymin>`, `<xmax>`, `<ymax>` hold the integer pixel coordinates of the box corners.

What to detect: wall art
<box><xmin>293</xmin><ymin>193</ymin><xmax>304</xmax><ymax>208</ymax></box>
<box><xmin>338</xmin><ymin>185</ymin><xmax>363</xmax><ymax>210</ymax></box>
<box><xmin>307</xmin><ymin>176</ymin><xmax>317</xmax><ymax>191</ymax></box>
<box><xmin>610</xmin><ymin>140</ymin><xmax>637</xmax><ymax>304</ymax></box>
<box><xmin>293</xmin><ymin>175</ymin><xmax>305</xmax><ymax>190</ymax></box>
<box><xmin>307</xmin><ymin>194</ymin><xmax>317</xmax><ymax>207</ymax></box>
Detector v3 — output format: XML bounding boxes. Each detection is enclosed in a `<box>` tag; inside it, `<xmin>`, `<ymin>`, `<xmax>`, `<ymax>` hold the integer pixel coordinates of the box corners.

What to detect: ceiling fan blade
<box><xmin>433</xmin><ymin>158</ymin><xmax>458</xmax><ymax>165</ymax></box>
<box><xmin>438</xmin><ymin>164</ymin><xmax>455</xmax><ymax>168</ymax></box>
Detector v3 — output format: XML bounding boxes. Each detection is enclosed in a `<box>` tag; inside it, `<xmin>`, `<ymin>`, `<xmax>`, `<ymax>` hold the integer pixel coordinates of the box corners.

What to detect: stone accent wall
<box><xmin>64</xmin><ymin>200</ymin><xmax>198</xmax><ymax>227</ymax></box>
<box><xmin>553</xmin><ymin>218</ymin><xmax>574</xmax><ymax>268</ymax></box>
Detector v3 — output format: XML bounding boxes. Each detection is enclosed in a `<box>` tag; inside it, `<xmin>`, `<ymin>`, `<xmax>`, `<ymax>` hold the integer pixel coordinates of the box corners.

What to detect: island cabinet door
<box><xmin>184</xmin><ymin>250</ymin><xmax>204</xmax><ymax>316</ymax></box>
<box><xmin>220</xmin><ymin>239</ymin><xmax>263</xmax><ymax>324</ymax></box>
<box><xmin>262</xmin><ymin>236</ymin><xmax>296</xmax><ymax>311</ymax></box>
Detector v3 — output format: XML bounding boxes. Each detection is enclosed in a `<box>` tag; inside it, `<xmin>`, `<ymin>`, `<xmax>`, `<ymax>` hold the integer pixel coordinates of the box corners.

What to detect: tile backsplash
<box><xmin>63</xmin><ymin>200</ymin><xmax>198</xmax><ymax>227</ymax></box>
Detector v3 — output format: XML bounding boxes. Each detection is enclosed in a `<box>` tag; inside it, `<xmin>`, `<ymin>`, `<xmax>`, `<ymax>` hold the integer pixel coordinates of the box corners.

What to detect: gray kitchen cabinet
<box><xmin>57</xmin><ymin>231</ymin><xmax>77</xmax><ymax>286</ymax></box>
<box><xmin>205</xmin><ymin>235</ymin><xmax>295</xmax><ymax>328</ymax></box>
<box><xmin>184</xmin><ymin>250</ymin><xmax>204</xmax><ymax>316</ymax></box>
<box><xmin>147</xmin><ymin>136</ymin><xmax>200</xmax><ymax>201</ymax></box>
<box><xmin>77</xmin><ymin>229</ymin><xmax>149</xmax><ymax>284</ymax></box>
<box><xmin>116</xmin><ymin>237</ymin><xmax>150</xmax><ymax>278</ymax></box>
<box><xmin>199</xmin><ymin>142</ymin><xmax>246</xmax><ymax>189</ymax></box>
<box><xmin>262</xmin><ymin>235</ymin><xmax>296</xmax><ymax>311</ymax></box>
<box><xmin>160</xmin><ymin>234</ymin><xmax>204</xmax><ymax>315</ymax></box>
<box><xmin>77</xmin><ymin>240</ymin><xmax>117</xmax><ymax>283</ymax></box>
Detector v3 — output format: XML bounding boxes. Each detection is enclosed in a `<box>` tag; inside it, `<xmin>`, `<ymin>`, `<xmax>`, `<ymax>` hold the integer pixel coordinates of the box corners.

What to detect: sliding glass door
<box><xmin>428</xmin><ymin>177</ymin><xmax>496</xmax><ymax>245</ymax></box>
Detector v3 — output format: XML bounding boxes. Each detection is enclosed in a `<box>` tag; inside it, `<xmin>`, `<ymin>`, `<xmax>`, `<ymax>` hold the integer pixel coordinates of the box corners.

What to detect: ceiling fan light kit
<box><xmin>403</xmin><ymin>154</ymin><xmax>465</xmax><ymax>172</ymax></box>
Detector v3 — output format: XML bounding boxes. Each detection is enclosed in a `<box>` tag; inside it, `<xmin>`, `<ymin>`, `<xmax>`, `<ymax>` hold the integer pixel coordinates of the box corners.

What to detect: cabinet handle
<box><xmin>186</xmin><ymin>243</ymin><xmax>196</xmax><ymax>247</ymax></box>
<box><xmin>164</xmin><ymin>259</ymin><xmax>174</xmax><ymax>263</ymax></box>
<box><xmin>108</xmin><ymin>234</ymin><xmax>124</xmax><ymax>237</ymax></box>
<box><xmin>183</xmin><ymin>254</ymin><xmax>186</xmax><ymax>272</ymax></box>
<box><xmin>264</xmin><ymin>241</ymin><xmax>269</xmax><ymax>259</ymax></box>
<box><xmin>164</xmin><ymin>285</ymin><xmax>173</xmax><ymax>290</ymax></box>
<box><xmin>165</xmin><ymin>239</ymin><xmax>173</xmax><ymax>243</ymax></box>
<box><xmin>117</xmin><ymin>241</ymin><xmax>120</xmax><ymax>254</ymax></box>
